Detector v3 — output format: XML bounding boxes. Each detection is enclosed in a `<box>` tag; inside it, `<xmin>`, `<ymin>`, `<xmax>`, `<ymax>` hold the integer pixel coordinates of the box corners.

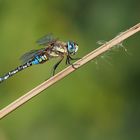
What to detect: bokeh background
<box><xmin>0</xmin><ymin>0</ymin><xmax>140</xmax><ymax>140</ymax></box>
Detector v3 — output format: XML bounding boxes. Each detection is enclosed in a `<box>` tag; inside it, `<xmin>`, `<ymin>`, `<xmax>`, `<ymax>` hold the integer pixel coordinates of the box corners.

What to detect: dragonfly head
<box><xmin>67</xmin><ymin>41</ymin><xmax>78</xmax><ymax>55</ymax></box>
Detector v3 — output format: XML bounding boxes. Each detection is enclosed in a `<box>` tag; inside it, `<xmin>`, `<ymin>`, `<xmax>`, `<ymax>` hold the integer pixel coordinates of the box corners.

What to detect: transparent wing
<box><xmin>20</xmin><ymin>48</ymin><xmax>45</xmax><ymax>63</ymax></box>
<box><xmin>36</xmin><ymin>34</ymin><xmax>57</xmax><ymax>46</ymax></box>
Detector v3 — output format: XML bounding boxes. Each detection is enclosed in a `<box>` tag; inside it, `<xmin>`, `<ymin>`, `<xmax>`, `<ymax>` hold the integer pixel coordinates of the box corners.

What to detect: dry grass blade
<box><xmin>0</xmin><ymin>23</ymin><xmax>140</xmax><ymax>119</ymax></box>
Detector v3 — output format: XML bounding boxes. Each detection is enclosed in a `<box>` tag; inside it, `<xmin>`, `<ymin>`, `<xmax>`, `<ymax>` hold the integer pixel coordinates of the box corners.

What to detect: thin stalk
<box><xmin>0</xmin><ymin>23</ymin><xmax>140</xmax><ymax>119</ymax></box>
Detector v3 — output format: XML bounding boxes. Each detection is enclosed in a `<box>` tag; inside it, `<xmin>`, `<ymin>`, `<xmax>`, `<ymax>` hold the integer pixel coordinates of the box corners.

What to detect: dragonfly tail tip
<box><xmin>0</xmin><ymin>77</ymin><xmax>4</xmax><ymax>83</ymax></box>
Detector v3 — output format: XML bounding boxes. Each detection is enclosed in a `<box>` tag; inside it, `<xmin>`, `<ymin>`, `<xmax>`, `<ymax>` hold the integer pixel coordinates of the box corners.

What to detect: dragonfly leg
<box><xmin>66</xmin><ymin>57</ymin><xmax>69</xmax><ymax>65</ymax></box>
<box><xmin>66</xmin><ymin>56</ymin><xmax>79</xmax><ymax>69</ymax></box>
<box><xmin>52</xmin><ymin>57</ymin><xmax>64</xmax><ymax>76</ymax></box>
<box><xmin>68</xmin><ymin>55</ymin><xmax>81</xmax><ymax>61</ymax></box>
<box><xmin>66</xmin><ymin>56</ymin><xmax>72</xmax><ymax>65</ymax></box>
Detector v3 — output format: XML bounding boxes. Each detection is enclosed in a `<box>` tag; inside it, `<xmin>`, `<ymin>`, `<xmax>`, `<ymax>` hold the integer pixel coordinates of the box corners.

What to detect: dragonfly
<box><xmin>0</xmin><ymin>34</ymin><xmax>79</xmax><ymax>83</ymax></box>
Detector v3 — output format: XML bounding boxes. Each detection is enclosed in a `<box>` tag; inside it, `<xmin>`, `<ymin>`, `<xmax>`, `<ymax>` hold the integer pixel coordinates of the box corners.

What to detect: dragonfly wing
<box><xmin>36</xmin><ymin>34</ymin><xmax>57</xmax><ymax>46</ymax></box>
<box><xmin>20</xmin><ymin>49</ymin><xmax>45</xmax><ymax>63</ymax></box>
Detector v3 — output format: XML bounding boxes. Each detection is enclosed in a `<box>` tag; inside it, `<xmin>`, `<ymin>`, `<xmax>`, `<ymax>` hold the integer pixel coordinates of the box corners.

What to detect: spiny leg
<box><xmin>66</xmin><ymin>55</ymin><xmax>81</xmax><ymax>69</ymax></box>
<box><xmin>66</xmin><ymin>56</ymin><xmax>69</xmax><ymax>65</ymax></box>
<box><xmin>68</xmin><ymin>55</ymin><xmax>81</xmax><ymax>61</ymax></box>
<box><xmin>66</xmin><ymin>55</ymin><xmax>81</xmax><ymax>65</ymax></box>
<box><xmin>52</xmin><ymin>57</ymin><xmax>64</xmax><ymax>76</ymax></box>
<box><xmin>66</xmin><ymin>56</ymin><xmax>72</xmax><ymax>65</ymax></box>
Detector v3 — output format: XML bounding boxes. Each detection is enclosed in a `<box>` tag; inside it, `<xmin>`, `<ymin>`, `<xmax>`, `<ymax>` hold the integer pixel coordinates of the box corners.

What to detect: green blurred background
<box><xmin>0</xmin><ymin>0</ymin><xmax>140</xmax><ymax>140</ymax></box>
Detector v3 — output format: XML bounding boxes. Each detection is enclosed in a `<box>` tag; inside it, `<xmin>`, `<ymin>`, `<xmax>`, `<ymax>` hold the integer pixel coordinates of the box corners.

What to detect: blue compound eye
<box><xmin>67</xmin><ymin>42</ymin><xmax>75</xmax><ymax>53</ymax></box>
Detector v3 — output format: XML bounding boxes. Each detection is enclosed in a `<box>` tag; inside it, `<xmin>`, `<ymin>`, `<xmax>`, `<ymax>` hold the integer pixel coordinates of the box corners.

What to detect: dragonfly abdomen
<box><xmin>0</xmin><ymin>61</ymin><xmax>32</xmax><ymax>83</ymax></box>
<box><xmin>0</xmin><ymin>54</ymin><xmax>48</xmax><ymax>83</ymax></box>
<box><xmin>31</xmin><ymin>54</ymin><xmax>48</xmax><ymax>64</ymax></box>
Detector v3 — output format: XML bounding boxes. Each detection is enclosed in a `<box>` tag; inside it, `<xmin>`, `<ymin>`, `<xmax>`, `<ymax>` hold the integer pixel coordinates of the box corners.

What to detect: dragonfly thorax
<box><xmin>67</xmin><ymin>41</ymin><xmax>78</xmax><ymax>55</ymax></box>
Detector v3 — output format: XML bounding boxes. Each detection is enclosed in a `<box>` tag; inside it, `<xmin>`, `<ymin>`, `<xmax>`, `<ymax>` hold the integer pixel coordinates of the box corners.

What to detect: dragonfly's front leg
<box><xmin>66</xmin><ymin>56</ymin><xmax>70</xmax><ymax>65</ymax></box>
<box><xmin>66</xmin><ymin>55</ymin><xmax>80</xmax><ymax>69</ymax></box>
<box><xmin>52</xmin><ymin>57</ymin><xmax>64</xmax><ymax>76</ymax></box>
<box><xmin>68</xmin><ymin>55</ymin><xmax>81</xmax><ymax>61</ymax></box>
